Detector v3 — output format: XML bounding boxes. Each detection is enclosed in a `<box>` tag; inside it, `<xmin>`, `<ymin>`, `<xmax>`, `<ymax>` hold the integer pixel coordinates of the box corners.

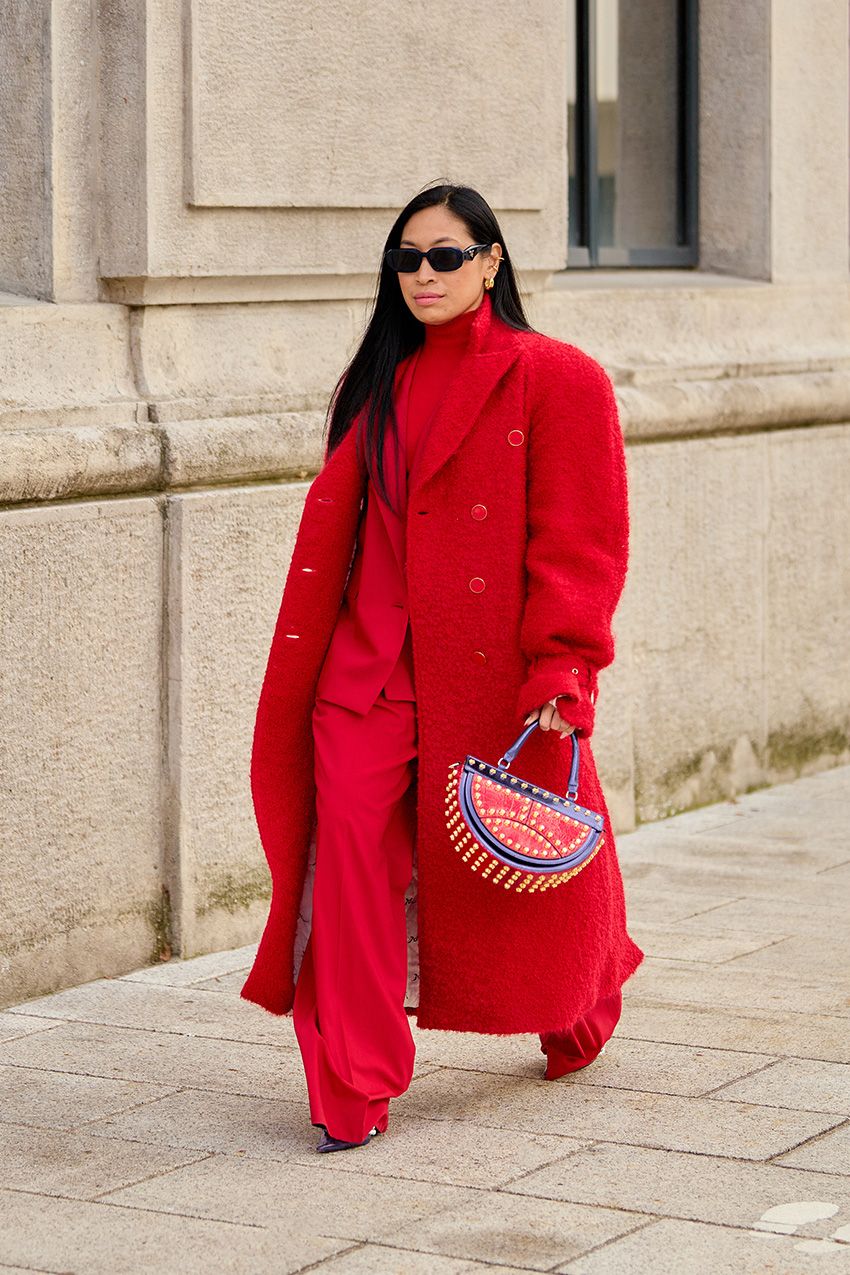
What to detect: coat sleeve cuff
<box><xmin>516</xmin><ymin>655</ymin><xmax>598</xmax><ymax>738</ymax></box>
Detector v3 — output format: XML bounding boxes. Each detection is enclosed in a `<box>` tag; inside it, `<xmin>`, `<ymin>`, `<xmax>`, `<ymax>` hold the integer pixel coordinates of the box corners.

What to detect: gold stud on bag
<box><xmin>445</xmin><ymin>722</ymin><xmax>605</xmax><ymax>892</ymax></box>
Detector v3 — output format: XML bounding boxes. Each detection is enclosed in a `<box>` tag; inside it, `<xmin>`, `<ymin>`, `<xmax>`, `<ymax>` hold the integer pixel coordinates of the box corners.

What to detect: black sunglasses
<box><xmin>384</xmin><ymin>242</ymin><xmax>493</xmax><ymax>273</ymax></box>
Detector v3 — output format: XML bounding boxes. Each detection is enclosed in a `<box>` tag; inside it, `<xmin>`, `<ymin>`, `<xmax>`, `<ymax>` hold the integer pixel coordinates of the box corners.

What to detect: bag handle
<box><xmin>497</xmin><ymin>721</ymin><xmax>581</xmax><ymax>801</ymax></box>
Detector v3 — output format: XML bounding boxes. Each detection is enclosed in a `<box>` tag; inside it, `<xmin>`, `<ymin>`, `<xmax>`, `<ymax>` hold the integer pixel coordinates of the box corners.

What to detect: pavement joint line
<box><xmin>299</xmin><ymin>1235</ymin><xmax>586</xmax><ymax>1275</ymax></box>
<box><xmin>287</xmin><ymin>1241</ymin><xmax>367</xmax><ymax>1275</ymax></box>
<box><xmin>0</xmin><ymin>1013</ymin><xmax>303</xmax><ymax>1049</ymax></box>
<box><xmin>816</xmin><ymin>857</ymin><xmax>850</xmax><ymax>875</ymax></box>
<box><xmin>695</xmin><ymin>1055</ymin><xmax>787</xmax><ymax>1098</ymax></box>
<box><xmin>713</xmin><ymin>934</ymin><xmax>796</xmax><ymax>965</ymax></box>
<box><xmin>543</xmin><ymin>1216</ymin><xmax>660</xmax><ymax>1269</ymax></box>
<box><xmin>701</xmin><ymin>1096</ymin><xmax>847</xmax><ymax>1122</ymax></box>
<box><xmin>6</xmin><ymin>1188</ymin><xmax>272</xmax><ymax>1231</ymax></box>
<box><xmin>401</xmin><ymin>1059</ymin><xmax>810</xmax><ymax>1105</ymax></box>
<box><xmin>88</xmin><ymin>1148</ymin><xmax>218</xmax><ymax>1201</ymax></box>
<box><xmin>763</xmin><ymin>1113</ymin><xmax>850</xmax><ymax>1164</ymax></box>
<box><xmin>483</xmin><ymin>1140</ymin><xmax>600</xmax><ymax>1191</ymax></box>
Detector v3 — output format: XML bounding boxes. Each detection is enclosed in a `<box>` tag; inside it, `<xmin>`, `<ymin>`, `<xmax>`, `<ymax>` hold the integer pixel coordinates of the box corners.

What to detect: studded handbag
<box><xmin>445</xmin><ymin>722</ymin><xmax>605</xmax><ymax>893</ymax></box>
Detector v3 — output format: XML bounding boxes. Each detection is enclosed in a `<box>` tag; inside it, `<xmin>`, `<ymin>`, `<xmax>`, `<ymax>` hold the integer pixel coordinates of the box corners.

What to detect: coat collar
<box><xmin>408</xmin><ymin>290</ymin><xmax>524</xmax><ymax>497</ymax></box>
<box><xmin>320</xmin><ymin>292</ymin><xmax>526</xmax><ymax>500</ymax></box>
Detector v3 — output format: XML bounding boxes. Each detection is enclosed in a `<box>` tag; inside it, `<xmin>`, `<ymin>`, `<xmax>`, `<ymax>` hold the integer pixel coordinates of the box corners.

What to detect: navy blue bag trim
<box><xmin>445</xmin><ymin>722</ymin><xmax>605</xmax><ymax>893</ymax></box>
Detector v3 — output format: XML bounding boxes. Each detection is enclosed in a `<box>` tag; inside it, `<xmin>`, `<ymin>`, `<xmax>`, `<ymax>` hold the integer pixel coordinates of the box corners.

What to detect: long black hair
<box><xmin>322</xmin><ymin>182</ymin><xmax>535</xmax><ymax>515</ymax></box>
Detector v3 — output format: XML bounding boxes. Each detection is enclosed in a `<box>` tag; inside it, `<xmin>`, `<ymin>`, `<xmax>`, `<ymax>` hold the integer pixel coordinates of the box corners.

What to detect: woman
<box><xmin>241</xmin><ymin>183</ymin><xmax>644</xmax><ymax>1153</ymax></box>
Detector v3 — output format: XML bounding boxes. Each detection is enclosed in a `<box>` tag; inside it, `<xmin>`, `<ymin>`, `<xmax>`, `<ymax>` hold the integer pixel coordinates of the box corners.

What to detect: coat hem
<box><xmin>408</xmin><ymin>945</ymin><xmax>645</xmax><ymax>1035</ymax></box>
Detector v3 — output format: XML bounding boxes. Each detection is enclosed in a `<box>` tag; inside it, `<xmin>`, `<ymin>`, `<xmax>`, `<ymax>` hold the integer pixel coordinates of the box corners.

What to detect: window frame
<box><xmin>568</xmin><ymin>0</ymin><xmax>700</xmax><ymax>268</ymax></box>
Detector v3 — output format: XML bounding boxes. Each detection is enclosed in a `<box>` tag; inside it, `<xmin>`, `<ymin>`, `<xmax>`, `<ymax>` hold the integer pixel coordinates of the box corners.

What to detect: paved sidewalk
<box><xmin>1</xmin><ymin>767</ymin><xmax>849</xmax><ymax>1274</ymax></box>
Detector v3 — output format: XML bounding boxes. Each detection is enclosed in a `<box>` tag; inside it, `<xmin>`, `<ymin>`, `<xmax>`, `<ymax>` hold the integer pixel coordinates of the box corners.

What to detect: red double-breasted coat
<box><xmin>240</xmin><ymin>293</ymin><xmax>644</xmax><ymax>1033</ymax></box>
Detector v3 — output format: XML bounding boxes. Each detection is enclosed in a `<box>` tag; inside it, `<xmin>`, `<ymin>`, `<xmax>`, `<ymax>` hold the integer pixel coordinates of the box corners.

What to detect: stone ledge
<box><xmin>2</xmin><ymin>369</ymin><xmax>849</xmax><ymax>504</ymax></box>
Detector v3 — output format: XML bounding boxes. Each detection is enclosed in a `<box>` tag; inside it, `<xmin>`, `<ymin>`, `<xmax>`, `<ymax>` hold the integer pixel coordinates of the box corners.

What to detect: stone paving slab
<box><xmin>617</xmin><ymin>1001</ymin><xmax>850</xmax><ymax>1064</ymax></box>
<box><xmin>397</xmin><ymin>1066</ymin><xmax>843</xmax><ymax>1159</ymax></box>
<box><xmin>562</xmin><ymin>1216</ymin><xmax>850</xmax><ymax>1274</ymax></box>
<box><xmin>711</xmin><ymin>1057</ymin><xmax>850</xmax><ymax>1114</ymax></box>
<box><xmin>0</xmin><ymin>1188</ymin><xmax>348</xmax><ymax>1274</ymax></box>
<box><xmin>376</xmin><ymin>1191</ymin><xmax>650</xmax><ymax>1272</ymax></box>
<box><xmin>1</xmin><ymin>762</ymin><xmax>849</xmax><ymax>1274</ymax></box>
<box><xmin>0</xmin><ymin>1013</ymin><xmax>60</xmax><ymax>1044</ymax></box>
<box><xmin>0</xmin><ymin>1123</ymin><xmax>209</xmax><ymax>1200</ymax></box>
<box><xmin>0</xmin><ymin>1019</ymin><xmax>437</xmax><ymax>1101</ymax></box>
<box><xmin>504</xmin><ymin>1140</ymin><xmax>850</xmax><ymax>1230</ymax></box>
<box><xmin>0</xmin><ymin>1063</ymin><xmax>179</xmax><ymax>1130</ymax></box>
<box><xmin>775</xmin><ymin>1121</ymin><xmax>850</xmax><ymax>1175</ymax></box>
<box><xmin>414</xmin><ymin>1031</ymin><xmax>778</xmax><ymax>1097</ymax></box>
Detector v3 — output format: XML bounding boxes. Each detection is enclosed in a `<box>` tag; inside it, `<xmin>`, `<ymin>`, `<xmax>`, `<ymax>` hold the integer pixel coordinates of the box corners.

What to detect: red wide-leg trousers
<box><xmin>292</xmin><ymin>689</ymin><xmax>419</xmax><ymax>1144</ymax></box>
<box><xmin>292</xmin><ymin>688</ymin><xmax>622</xmax><ymax>1141</ymax></box>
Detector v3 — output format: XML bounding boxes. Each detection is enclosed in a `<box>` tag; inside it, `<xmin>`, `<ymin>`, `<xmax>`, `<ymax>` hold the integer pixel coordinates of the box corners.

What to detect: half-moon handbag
<box><xmin>444</xmin><ymin>722</ymin><xmax>605</xmax><ymax>893</ymax></box>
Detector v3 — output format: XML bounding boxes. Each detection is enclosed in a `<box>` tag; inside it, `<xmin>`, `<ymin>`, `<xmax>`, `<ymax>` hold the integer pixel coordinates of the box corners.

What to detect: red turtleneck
<box><xmin>405</xmin><ymin>298</ymin><xmax>481</xmax><ymax>472</ymax></box>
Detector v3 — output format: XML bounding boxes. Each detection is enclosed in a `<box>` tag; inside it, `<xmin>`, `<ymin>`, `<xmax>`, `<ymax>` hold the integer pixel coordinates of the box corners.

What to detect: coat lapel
<box><xmin>316</xmin><ymin>293</ymin><xmax>525</xmax><ymax>561</ymax></box>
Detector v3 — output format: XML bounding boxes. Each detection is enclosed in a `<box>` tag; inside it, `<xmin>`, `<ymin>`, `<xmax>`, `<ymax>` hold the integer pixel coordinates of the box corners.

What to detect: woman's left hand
<box><xmin>524</xmin><ymin>699</ymin><xmax>576</xmax><ymax>739</ymax></box>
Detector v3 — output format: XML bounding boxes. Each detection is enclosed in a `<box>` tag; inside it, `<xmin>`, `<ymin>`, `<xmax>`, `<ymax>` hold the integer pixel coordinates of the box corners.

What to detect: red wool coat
<box><xmin>240</xmin><ymin>293</ymin><xmax>644</xmax><ymax>1034</ymax></box>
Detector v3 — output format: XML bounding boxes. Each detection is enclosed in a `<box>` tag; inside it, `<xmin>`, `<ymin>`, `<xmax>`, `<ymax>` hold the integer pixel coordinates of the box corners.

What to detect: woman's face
<box><xmin>395</xmin><ymin>206</ymin><xmax>502</xmax><ymax>326</ymax></box>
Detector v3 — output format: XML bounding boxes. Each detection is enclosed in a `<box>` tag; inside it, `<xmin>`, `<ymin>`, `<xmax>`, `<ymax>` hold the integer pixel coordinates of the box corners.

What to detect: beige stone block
<box><xmin>163</xmin><ymin>484</ymin><xmax>308</xmax><ymax>955</ymax></box>
<box><xmin>397</xmin><ymin>1067</ymin><xmax>842</xmax><ymax>1160</ymax></box>
<box><xmin>103</xmin><ymin>1153</ymin><xmax>477</xmax><ymax>1235</ymax></box>
<box><xmin>540</xmin><ymin>278</ymin><xmax>850</xmax><ymax>376</ymax></box>
<box><xmin>563</xmin><ymin>1216</ymin><xmax>846</xmax><ymax>1275</ymax></box>
<box><xmin>0</xmin><ymin>499</ymin><xmax>165</xmax><ymax>1008</ymax></box>
<box><xmin>0</xmin><ymin>1188</ymin><xmax>345</xmax><ymax>1275</ymax></box>
<box><xmin>766</xmin><ymin>427</ymin><xmax>850</xmax><ymax>776</ymax></box>
<box><xmin>626</xmin><ymin>435</ymin><xmax>767</xmax><ymax>821</ymax></box>
<box><xmin>98</xmin><ymin>0</ymin><xmax>567</xmax><ymax>281</ymax></box>
<box><xmin>0</xmin><ymin>304</ymin><xmax>137</xmax><ymax>423</ymax></box>
<box><xmin>187</xmin><ymin>5</ymin><xmax>548</xmax><ymax>211</ymax></box>
<box><xmin>137</xmin><ymin>301</ymin><xmax>356</xmax><ymax>407</ymax></box>
<box><xmin>0</xmin><ymin>1063</ymin><xmax>177</xmax><ymax>1130</ymax></box>
<box><xmin>776</xmin><ymin>1123</ymin><xmax>850</xmax><ymax>1176</ymax></box>
<box><xmin>0</xmin><ymin>1123</ymin><xmax>206</xmax><ymax>1200</ymax></box>
<box><xmin>711</xmin><ymin>1058</ymin><xmax>850</xmax><ymax>1115</ymax></box>
<box><xmin>771</xmin><ymin>2</ymin><xmax>850</xmax><ymax>280</ymax></box>
<box><xmin>384</xmin><ymin>1192</ymin><xmax>647</xmax><ymax>1271</ymax></box>
<box><xmin>618</xmin><ymin>1000</ymin><xmax>850</xmax><ymax>1065</ymax></box>
<box><xmin>507</xmin><ymin>1141</ymin><xmax>850</xmax><ymax>1231</ymax></box>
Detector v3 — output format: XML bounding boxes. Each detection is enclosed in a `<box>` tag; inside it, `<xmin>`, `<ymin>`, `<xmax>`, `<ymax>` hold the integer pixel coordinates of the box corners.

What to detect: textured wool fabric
<box><xmin>241</xmin><ymin>290</ymin><xmax>644</xmax><ymax>1033</ymax></box>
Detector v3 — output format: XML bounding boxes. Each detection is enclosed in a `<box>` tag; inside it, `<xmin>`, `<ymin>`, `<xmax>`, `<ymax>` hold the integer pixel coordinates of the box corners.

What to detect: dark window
<box><xmin>567</xmin><ymin>0</ymin><xmax>698</xmax><ymax>267</ymax></box>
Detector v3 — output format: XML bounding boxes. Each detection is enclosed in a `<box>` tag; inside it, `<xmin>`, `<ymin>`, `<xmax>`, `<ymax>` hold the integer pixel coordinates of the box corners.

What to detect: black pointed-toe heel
<box><xmin>316</xmin><ymin>1124</ymin><xmax>380</xmax><ymax>1153</ymax></box>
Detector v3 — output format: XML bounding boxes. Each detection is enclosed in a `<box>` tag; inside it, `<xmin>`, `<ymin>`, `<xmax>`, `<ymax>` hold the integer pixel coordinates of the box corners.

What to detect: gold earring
<box><xmin>485</xmin><ymin>276</ymin><xmax>494</xmax><ymax>290</ymax></box>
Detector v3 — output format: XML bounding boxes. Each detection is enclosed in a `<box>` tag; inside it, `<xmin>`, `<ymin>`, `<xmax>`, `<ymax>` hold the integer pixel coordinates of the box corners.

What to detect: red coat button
<box><xmin>471</xmin><ymin>504</ymin><xmax>488</xmax><ymax>520</ymax></box>
<box><xmin>472</xmin><ymin>649</ymin><xmax>487</xmax><ymax>664</ymax></box>
<box><xmin>469</xmin><ymin>577</ymin><xmax>486</xmax><ymax>593</ymax></box>
<box><xmin>508</xmin><ymin>429</ymin><xmax>525</xmax><ymax>446</ymax></box>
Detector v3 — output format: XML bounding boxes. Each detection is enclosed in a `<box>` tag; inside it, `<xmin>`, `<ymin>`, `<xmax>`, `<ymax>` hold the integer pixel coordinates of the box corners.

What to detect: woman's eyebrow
<box><xmin>398</xmin><ymin>236</ymin><xmax>460</xmax><ymax>246</ymax></box>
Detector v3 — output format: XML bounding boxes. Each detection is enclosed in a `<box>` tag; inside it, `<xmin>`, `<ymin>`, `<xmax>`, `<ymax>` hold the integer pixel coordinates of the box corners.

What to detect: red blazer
<box><xmin>314</xmin><ymin>352</ymin><xmax>422</xmax><ymax>712</ymax></box>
